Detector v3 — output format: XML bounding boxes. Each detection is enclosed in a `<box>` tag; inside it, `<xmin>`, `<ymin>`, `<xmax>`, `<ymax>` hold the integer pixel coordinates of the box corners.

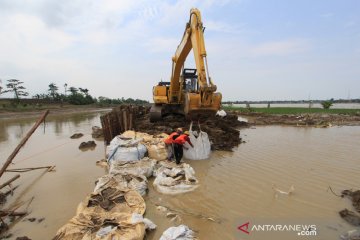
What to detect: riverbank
<box><xmin>0</xmin><ymin>105</ymin><xmax>112</xmax><ymax>119</ymax></box>
<box><xmin>2</xmin><ymin>104</ymin><xmax>360</xmax><ymax>127</ymax></box>
<box><xmin>235</xmin><ymin>111</ymin><xmax>360</xmax><ymax>127</ymax></box>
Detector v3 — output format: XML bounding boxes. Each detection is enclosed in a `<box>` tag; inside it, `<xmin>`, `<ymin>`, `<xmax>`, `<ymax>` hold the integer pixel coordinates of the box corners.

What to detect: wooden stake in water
<box><xmin>0</xmin><ymin>110</ymin><xmax>49</xmax><ymax>179</ymax></box>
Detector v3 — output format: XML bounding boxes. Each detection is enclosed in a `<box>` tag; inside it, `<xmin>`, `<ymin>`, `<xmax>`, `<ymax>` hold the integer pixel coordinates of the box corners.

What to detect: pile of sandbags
<box><xmin>55</xmin><ymin>130</ymin><xmax>200</xmax><ymax>239</ymax></box>
<box><xmin>106</xmin><ymin>137</ymin><xmax>147</xmax><ymax>163</ymax></box>
<box><xmin>53</xmin><ymin>171</ymin><xmax>155</xmax><ymax>240</ymax></box>
<box><xmin>153</xmin><ymin>161</ymin><xmax>199</xmax><ymax>195</ymax></box>
<box><xmin>118</xmin><ymin>130</ymin><xmax>168</xmax><ymax>161</ymax></box>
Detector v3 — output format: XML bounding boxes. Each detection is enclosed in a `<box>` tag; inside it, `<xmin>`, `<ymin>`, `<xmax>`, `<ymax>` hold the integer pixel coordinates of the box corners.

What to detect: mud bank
<box><xmin>134</xmin><ymin>112</ymin><xmax>246</xmax><ymax>151</ymax></box>
<box><xmin>236</xmin><ymin>112</ymin><xmax>360</xmax><ymax>126</ymax></box>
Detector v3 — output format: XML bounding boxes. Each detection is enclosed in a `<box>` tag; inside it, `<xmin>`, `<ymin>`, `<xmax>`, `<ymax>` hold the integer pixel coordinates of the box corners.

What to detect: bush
<box><xmin>321</xmin><ymin>101</ymin><xmax>333</xmax><ymax>109</ymax></box>
<box><xmin>67</xmin><ymin>93</ymin><xmax>95</xmax><ymax>105</ymax></box>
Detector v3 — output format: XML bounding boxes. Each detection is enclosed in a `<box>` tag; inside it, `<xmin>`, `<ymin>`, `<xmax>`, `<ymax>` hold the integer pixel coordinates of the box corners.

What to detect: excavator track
<box><xmin>150</xmin><ymin>104</ymin><xmax>162</xmax><ymax>122</ymax></box>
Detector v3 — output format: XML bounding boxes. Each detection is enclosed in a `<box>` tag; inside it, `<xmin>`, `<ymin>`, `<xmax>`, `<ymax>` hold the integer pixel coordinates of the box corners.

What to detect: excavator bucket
<box><xmin>150</xmin><ymin>104</ymin><xmax>162</xmax><ymax>122</ymax></box>
<box><xmin>184</xmin><ymin>92</ymin><xmax>222</xmax><ymax>119</ymax></box>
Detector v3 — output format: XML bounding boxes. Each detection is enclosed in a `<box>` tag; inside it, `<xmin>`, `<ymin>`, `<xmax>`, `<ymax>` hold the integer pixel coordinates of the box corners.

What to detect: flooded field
<box><xmin>1</xmin><ymin>112</ymin><xmax>359</xmax><ymax>239</ymax></box>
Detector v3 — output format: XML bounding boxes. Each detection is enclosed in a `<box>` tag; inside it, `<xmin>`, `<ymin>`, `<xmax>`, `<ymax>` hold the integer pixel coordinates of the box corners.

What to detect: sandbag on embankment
<box><xmin>54</xmin><ymin>172</ymin><xmax>155</xmax><ymax>240</ymax></box>
<box><xmin>153</xmin><ymin>161</ymin><xmax>199</xmax><ymax>195</ymax></box>
<box><xmin>109</xmin><ymin>157</ymin><xmax>156</xmax><ymax>178</ymax></box>
<box><xmin>118</xmin><ymin>130</ymin><xmax>168</xmax><ymax>161</ymax></box>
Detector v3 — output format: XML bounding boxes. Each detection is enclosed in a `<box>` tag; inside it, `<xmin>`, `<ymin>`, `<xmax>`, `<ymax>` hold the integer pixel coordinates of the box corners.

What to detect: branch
<box><xmin>327</xmin><ymin>186</ymin><xmax>342</xmax><ymax>197</ymax></box>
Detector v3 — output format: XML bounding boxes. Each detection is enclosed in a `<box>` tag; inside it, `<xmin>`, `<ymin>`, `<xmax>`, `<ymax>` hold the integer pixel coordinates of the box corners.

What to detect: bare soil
<box><xmin>134</xmin><ymin>112</ymin><xmax>246</xmax><ymax>151</ymax></box>
<box><xmin>235</xmin><ymin>112</ymin><xmax>360</xmax><ymax>127</ymax></box>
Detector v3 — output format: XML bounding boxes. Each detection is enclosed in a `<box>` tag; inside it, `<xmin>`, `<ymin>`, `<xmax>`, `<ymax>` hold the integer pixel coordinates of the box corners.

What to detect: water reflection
<box><xmin>0</xmin><ymin>112</ymin><xmax>101</xmax><ymax>144</ymax></box>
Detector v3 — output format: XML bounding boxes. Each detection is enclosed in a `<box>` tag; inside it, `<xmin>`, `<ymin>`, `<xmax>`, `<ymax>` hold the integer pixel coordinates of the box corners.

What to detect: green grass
<box><xmin>223</xmin><ymin>106</ymin><xmax>360</xmax><ymax>115</ymax></box>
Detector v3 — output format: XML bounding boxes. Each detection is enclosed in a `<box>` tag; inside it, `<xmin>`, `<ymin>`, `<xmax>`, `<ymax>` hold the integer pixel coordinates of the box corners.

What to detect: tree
<box><xmin>321</xmin><ymin>100</ymin><xmax>333</xmax><ymax>109</ymax></box>
<box><xmin>48</xmin><ymin>83</ymin><xmax>59</xmax><ymax>100</ymax></box>
<box><xmin>0</xmin><ymin>79</ymin><xmax>3</xmax><ymax>95</ymax></box>
<box><xmin>2</xmin><ymin>79</ymin><xmax>29</xmax><ymax>102</ymax></box>
<box><xmin>64</xmin><ymin>83</ymin><xmax>68</xmax><ymax>96</ymax></box>
<box><xmin>69</xmin><ymin>87</ymin><xmax>78</xmax><ymax>95</ymax></box>
<box><xmin>79</xmin><ymin>87</ymin><xmax>89</xmax><ymax>96</ymax></box>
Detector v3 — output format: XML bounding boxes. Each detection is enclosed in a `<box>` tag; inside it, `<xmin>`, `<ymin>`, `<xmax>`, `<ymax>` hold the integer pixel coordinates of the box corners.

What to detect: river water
<box><xmin>1</xmin><ymin>112</ymin><xmax>359</xmax><ymax>239</ymax></box>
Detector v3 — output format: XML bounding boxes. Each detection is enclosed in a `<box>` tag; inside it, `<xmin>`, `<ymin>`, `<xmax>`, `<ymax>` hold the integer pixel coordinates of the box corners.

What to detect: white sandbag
<box><xmin>153</xmin><ymin>162</ymin><xmax>198</xmax><ymax>195</ymax></box>
<box><xmin>183</xmin><ymin>122</ymin><xmax>211</xmax><ymax>160</ymax></box>
<box><xmin>146</xmin><ymin>142</ymin><xmax>167</xmax><ymax>161</ymax></box>
<box><xmin>106</xmin><ymin>136</ymin><xmax>147</xmax><ymax>163</ymax></box>
<box><xmin>131</xmin><ymin>213</ymin><xmax>157</xmax><ymax>230</ymax></box>
<box><xmin>159</xmin><ymin>225</ymin><xmax>195</xmax><ymax>240</ymax></box>
<box><xmin>109</xmin><ymin>158</ymin><xmax>157</xmax><ymax>178</ymax></box>
<box><xmin>216</xmin><ymin>109</ymin><xmax>227</xmax><ymax>117</ymax></box>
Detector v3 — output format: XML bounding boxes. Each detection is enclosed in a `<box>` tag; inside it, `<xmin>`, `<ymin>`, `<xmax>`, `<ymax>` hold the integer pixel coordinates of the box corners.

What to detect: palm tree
<box><xmin>79</xmin><ymin>87</ymin><xmax>89</xmax><ymax>96</ymax></box>
<box><xmin>69</xmin><ymin>87</ymin><xmax>78</xmax><ymax>95</ymax></box>
<box><xmin>48</xmin><ymin>83</ymin><xmax>59</xmax><ymax>100</ymax></box>
<box><xmin>2</xmin><ymin>79</ymin><xmax>29</xmax><ymax>102</ymax></box>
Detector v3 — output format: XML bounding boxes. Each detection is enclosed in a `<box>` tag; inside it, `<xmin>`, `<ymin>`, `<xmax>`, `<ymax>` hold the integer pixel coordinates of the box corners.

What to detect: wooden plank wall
<box><xmin>100</xmin><ymin>105</ymin><xmax>148</xmax><ymax>144</ymax></box>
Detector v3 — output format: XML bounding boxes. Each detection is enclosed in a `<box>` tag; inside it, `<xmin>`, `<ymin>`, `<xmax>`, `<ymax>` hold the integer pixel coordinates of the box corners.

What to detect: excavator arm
<box><xmin>169</xmin><ymin>8</ymin><xmax>218</xmax><ymax>105</ymax></box>
<box><xmin>151</xmin><ymin>8</ymin><xmax>221</xmax><ymax>121</ymax></box>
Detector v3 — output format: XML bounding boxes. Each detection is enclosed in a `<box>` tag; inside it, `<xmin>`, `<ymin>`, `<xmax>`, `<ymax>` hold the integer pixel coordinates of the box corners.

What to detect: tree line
<box><xmin>0</xmin><ymin>79</ymin><xmax>148</xmax><ymax>105</ymax></box>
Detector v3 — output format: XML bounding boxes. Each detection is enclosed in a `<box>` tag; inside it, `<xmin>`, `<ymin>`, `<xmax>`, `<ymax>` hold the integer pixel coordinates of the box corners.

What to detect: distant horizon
<box><xmin>1</xmin><ymin>1</ymin><xmax>359</xmax><ymax>101</ymax></box>
<box><xmin>1</xmin><ymin>96</ymin><xmax>360</xmax><ymax>104</ymax></box>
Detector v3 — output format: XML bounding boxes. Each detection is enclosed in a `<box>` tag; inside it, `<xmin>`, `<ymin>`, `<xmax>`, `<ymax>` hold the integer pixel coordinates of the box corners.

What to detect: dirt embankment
<box><xmin>134</xmin><ymin>112</ymin><xmax>246</xmax><ymax>151</ymax></box>
<box><xmin>235</xmin><ymin>112</ymin><xmax>360</xmax><ymax>127</ymax></box>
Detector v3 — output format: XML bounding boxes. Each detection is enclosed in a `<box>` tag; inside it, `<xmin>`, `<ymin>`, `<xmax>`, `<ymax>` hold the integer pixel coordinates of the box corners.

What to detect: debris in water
<box><xmin>272</xmin><ymin>184</ymin><xmax>295</xmax><ymax>196</ymax></box>
<box><xmin>91</xmin><ymin>126</ymin><xmax>103</xmax><ymax>138</ymax></box>
<box><xmin>156</xmin><ymin>206</ymin><xmax>168</xmax><ymax>213</ymax></box>
<box><xmin>341</xmin><ymin>190</ymin><xmax>360</xmax><ymax>213</ymax></box>
<box><xmin>159</xmin><ymin>225</ymin><xmax>195</xmax><ymax>240</ymax></box>
<box><xmin>339</xmin><ymin>209</ymin><xmax>360</xmax><ymax>226</ymax></box>
<box><xmin>15</xmin><ymin>237</ymin><xmax>32</xmax><ymax>240</ymax></box>
<box><xmin>340</xmin><ymin>229</ymin><xmax>360</xmax><ymax>240</ymax></box>
<box><xmin>70</xmin><ymin>133</ymin><xmax>83</xmax><ymax>139</ymax></box>
<box><xmin>78</xmin><ymin>141</ymin><xmax>96</xmax><ymax>150</ymax></box>
<box><xmin>166</xmin><ymin>212</ymin><xmax>177</xmax><ymax>218</ymax></box>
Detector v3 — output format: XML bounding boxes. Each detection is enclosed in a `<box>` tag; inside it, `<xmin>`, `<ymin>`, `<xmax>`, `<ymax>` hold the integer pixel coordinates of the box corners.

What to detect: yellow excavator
<box><xmin>150</xmin><ymin>8</ymin><xmax>222</xmax><ymax>121</ymax></box>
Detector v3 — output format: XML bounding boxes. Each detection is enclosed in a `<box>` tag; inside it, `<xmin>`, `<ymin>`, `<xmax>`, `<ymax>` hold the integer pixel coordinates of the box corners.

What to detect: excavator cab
<box><xmin>182</xmin><ymin>68</ymin><xmax>198</xmax><ymax>93</ymax></box>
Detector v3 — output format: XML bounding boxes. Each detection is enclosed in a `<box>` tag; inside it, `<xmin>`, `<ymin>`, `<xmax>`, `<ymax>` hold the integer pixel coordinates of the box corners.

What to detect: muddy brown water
<box><xmin>1</xmin><ymin>112</ymin><xmax>360</xmax><ymax>239</ymax></box>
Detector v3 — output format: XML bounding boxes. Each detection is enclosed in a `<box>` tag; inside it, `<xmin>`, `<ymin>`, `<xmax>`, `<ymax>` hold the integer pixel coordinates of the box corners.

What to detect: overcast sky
<box><xmin>0</xmin><ymin>0</ymin><xmax>359</xmax><ymax>101</ymax></box>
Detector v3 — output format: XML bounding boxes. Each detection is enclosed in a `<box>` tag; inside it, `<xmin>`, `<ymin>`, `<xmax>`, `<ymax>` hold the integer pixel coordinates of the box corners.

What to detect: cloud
<box><xmin>250</xmin><ymin>39</ymin><xmax>311</xmax><ymax>57</ymax></box>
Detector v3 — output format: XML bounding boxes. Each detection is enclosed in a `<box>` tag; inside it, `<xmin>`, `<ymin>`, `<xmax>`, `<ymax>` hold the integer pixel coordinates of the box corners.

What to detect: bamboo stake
<box><xmin>5</xmin><ymin>166</ymin><xmax>55</xmax><ymax>173</ymax></box>
<box><xmin>0</xmin><ymin>210</ymin><xmax>27</xmax><ymax>217</ymax></box>
<box><xmin>0</xmin><ymin>175</ymin><xmax>20</xmax><ymax>190</ymax></box>
<box><xmin>0</xmin><ymin>110</ymin><xmax>49</xmax><ymax>178</ymax></box>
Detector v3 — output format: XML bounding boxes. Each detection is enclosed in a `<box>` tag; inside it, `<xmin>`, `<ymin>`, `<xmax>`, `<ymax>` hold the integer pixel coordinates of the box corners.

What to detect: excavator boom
<box><xmin>151</xmin><ymin>8</ymin><xmax>222</xmax><ymax>121</ymax></box>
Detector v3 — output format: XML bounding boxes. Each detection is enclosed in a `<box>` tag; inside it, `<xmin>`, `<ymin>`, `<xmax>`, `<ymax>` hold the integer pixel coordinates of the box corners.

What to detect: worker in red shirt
<box><xmin>164</xmin><ymin>128</ymin><xmax>183</xmax><ymax>160</ymax></box>
<box><xmin>173</xmin><ymin>131</ymin><xmax>193</xmax><ymax>164</ymax></box>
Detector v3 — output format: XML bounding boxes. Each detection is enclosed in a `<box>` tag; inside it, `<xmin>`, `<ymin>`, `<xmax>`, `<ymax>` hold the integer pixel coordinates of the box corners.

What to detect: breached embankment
<box><xmin>100</xmin><ymin>105</ymin><xmax>247</xmax><ymax>152</ymax></box>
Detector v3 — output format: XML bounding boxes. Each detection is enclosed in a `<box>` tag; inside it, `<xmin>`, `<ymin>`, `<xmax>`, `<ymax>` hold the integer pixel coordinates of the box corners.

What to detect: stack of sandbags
<box><xmin>117</xmin><ymin>130</ymin><xmax>168</xmax><ymax>161</ymax></box>
<box><xmin>109</xmin><ymin>157</ymin><xmax>156</xmax><ymax>178</ymax></box>
<box><xmin>106</xmin><ymin>136</ymin><xmax>147</xmax><ymax>163</ymax></box>
<box><xmin>153</xmin><ymin>161</ymin><xmax>199</xmax><ymax>195</ymax></box>
<box><xmin>53</xmin><ymin>171</ymin><xmax>156</xmax><ymax>240</ymax></box>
